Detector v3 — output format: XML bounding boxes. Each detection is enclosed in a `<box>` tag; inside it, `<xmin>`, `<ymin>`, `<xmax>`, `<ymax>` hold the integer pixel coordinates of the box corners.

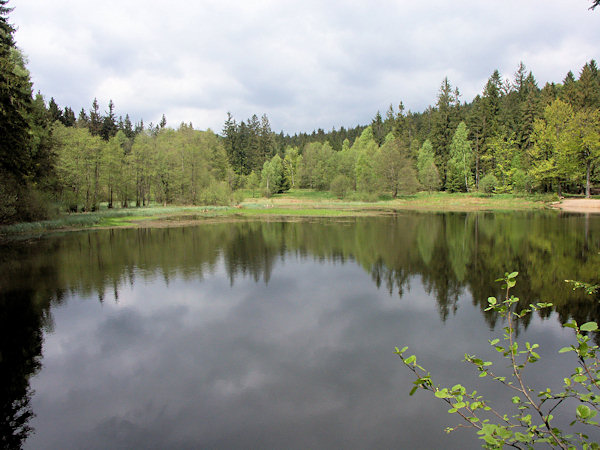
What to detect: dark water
<box><xmin>2</xmin><ymin>212</ymin><xmax>600</xmax><ymax>449</ymax></box>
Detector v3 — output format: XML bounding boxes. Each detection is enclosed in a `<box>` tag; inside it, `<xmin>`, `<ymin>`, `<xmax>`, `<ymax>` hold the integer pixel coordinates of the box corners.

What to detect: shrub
<box><xmin>398</xmin><ymin>272</ymin><xmax>600</xmax><ymax>449</ymax></box>
<box><xmin>199</xmin><ymin>181</ymin><xmax>231</xmax><ymax>206</ymax></box>
<box><xmin>479</xmin><ymin>173</ymin><xmax>498</xmax><ymax>194</ymax></box>
<box><xmin>330</xmin><ymin>174</ymin><xmax>352</xmax><ymax>199</ymax></box>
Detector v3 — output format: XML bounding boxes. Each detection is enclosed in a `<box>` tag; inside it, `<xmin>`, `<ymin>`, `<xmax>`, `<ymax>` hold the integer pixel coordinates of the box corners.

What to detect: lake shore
<box><xmin>550</xmin><ymin>198</ymin><xmax>600</xmax><ymax>213</ymax></box>
<box><xmin>0</xmin><ymin>191</ymin><xmax>577</xmax><ymax>238</ymax></box>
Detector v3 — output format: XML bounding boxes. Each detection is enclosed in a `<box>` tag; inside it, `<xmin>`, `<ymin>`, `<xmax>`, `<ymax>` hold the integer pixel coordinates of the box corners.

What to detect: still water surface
<box><xmin>2</xmin><ymin>212</ymin><xmax>600</xmax><ymax>449</ymax></box>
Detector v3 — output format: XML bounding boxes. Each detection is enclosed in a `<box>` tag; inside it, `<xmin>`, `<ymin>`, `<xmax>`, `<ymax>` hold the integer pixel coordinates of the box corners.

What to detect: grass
<box><xmin>0</xmin><ymin>190</ymin><xmax>559</xmax><ymax>238</ymax></box>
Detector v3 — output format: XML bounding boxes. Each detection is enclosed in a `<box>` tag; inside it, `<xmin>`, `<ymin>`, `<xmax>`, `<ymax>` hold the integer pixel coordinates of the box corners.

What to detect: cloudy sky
<box><xmin>11</xmin><ymin>0</ymin><xmax>600</xmax><ymax>134</ymax></box>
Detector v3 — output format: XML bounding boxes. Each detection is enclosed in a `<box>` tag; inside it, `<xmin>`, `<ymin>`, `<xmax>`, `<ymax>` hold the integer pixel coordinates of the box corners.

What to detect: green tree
<box><xmin>54</xmin><ymin>124</ymin><xmax>104</xmax><ymax>211</ymax></box>
<box><xmin>417</xmin><ymin>139</ymin><xmax>441</xmax><ymax>192</ymax></box>
<box><xmin>431</xmin><ymin>78</ymin><xmax>461</xmax><ymax>188</ymax></box>
<box><xmin>88</xmin><ymin>98</ymin><xmax>102</xmax><ymax>137</ymax></box>
<box><xmin>246</xmin><ymin>171</ymin><xmax>260</xmax><ymax>198</ymax></box>
<box><xmin>100</xmin><ymin>99</ymin><xmax>117</xmax><ymax>140</ymax></box>
<box><xmin>446</xmin><ymin>122</ymin><xmax>474</xmax><ymax>192</ymax></box>
<box><xmin>568</xmin><ymin>109</ymin><xmax>600</xmax><ymax>197</ymax></box>
<box><xmin>0</xmin><ymin>1</ymin><xmax>41</xmax><ymax>222</ymax></box>
<box><xmin>101</xmin><ymin>130</ymin><xmax>127</xmax><ymax>208</ymax></box>
<box><xmin>374</xmin><ymin>133</ymin><xmax>418</xmax><ymax>197</ymax></box>
<box><xmin>261</xmin><ymin>154</ymin><xmax>284</xmax><ymax>196</ymax></box>
<box><xmin>283</xmin><ymin>146</ymin><xmax>301</xmax><ymax>188</ymax></box>
<box><xmin>529</xmin><ymin>99</ymin><xmax>576</xmax><ymax>195</ymax></box>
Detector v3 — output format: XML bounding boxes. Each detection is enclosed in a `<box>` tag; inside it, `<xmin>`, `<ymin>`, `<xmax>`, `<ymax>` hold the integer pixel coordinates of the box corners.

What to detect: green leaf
<box><xmin>581</xmin><ymin>322</ymin><xmax>598</xmax><ymax>332</ymax></box>
<box><xmin>489</xmin><ymin>339</ymin><xmax>499</xmax><ymax>345</ymax></box>
<box><xmin>508</xmin><ymin>271</ymin><xmax>518</xmax><ymax>279</ymax></box>
<box><xmin>409</xmin><ymin>386</ymin><xmax>418</xmax><ymax>396</ymax></box>
<box><xmin>514</xmin><ymin>432</ymin><xmax>530</xmax><ymax>442</ymax></box>
<box><xmin>574</xmin><ymin>375</ymin><xmax>587</xmax><ymax>383</ymax></box>
<box><xmin>577</xmin><ymin>404</ymin><xmax>592</xmax><ymax>419</ymax></box>
<box><xmin>487</xmin><ymin>297</ymin><xmax>497</xmax><ymax>305</ymax></box>
<box><xmin>482</xmin><ymin>435</ymin><xmax>499</xmax><ymax>445</ymax></box>
<box><xmin>404</xmin><ymin>355</ymin><xmax>416</xmax><ymax>365</ymax></box>
<box><xmin>434</xmin><ymin>389</ymin><xmax>449</xmax><ymax>399</ymax></box>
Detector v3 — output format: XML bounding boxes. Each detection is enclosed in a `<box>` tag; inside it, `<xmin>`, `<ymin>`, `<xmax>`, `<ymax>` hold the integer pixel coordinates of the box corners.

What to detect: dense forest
<box><xmin>1</xmin><ymin>0</ymin><xmax>599</xmax><ymax>224</ymax></box>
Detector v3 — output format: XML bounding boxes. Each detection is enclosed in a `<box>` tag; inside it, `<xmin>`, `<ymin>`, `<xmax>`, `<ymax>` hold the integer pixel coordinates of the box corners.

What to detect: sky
<box><xmin>10</xmin><ymin>0</ymin><xmax>600</xmax><ymax>135</ymax></box>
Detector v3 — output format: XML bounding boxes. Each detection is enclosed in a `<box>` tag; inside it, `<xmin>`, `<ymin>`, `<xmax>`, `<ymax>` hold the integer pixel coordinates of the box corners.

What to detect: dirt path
<box><xmin>551</xmin><ymin>198</ymin><xmax>600</xmax><ymax>213</ymax></box>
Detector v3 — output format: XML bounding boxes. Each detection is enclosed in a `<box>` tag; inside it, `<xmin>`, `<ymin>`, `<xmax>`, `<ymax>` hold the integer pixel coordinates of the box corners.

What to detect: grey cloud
<box><xmin>11</xmin><ymin>0</ymin><xmax>600</xmax><ymax>133</ymax></box>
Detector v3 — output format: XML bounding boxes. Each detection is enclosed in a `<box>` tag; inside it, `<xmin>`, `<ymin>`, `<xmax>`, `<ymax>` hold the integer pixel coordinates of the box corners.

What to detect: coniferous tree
<box><xmin>62</xmin><ymin>107</ymin><xmax>76</xmax><ymax>127</ymax></box>
<box><xmin>47</xmin><ymin>97</ymin><xmax>62</xmax><ymax>123</ymax></box>
<box><xmin>122</xmin><ymin>114</ymin><xmax>134</xmax><ymax>139</ymax></box>
<box><xmin>88</xmin><ymin>98</ymin><xmax>102</xmax><ymax>136</ymax></box>
<box><xmin>371</xmin><ymin>111</ymin><xmax>385</xmax><ymax>146</ymax></box>
<box><xmin>574</xmin><ymin>60</ymin><xmax>600</xmax><ymax>110</ymax></box>
<box><xmin>560</xmin><ymin>71</ymin><xmax>578</xmax><ymax>106</ymax></box>
<box><xmin>259</xmin><ymin>114</ymin><xmax>275</xmax><ymax>161</ymax></box>
<box><xmin>100</xmin><ymin>99</ymin><xmax>117</xmax><ymax>141</ymax></box>
<box><xmin>430</xmin><ymin>78</ymin><xmax>460</xmax><ymax>188</ymax></box>
<box><xmin>0</xmin><ymin>1</ymin><xmax>47</xmax><ymax>222</ymax></box>
<box><xmin>0</xmin><ymin>0</ymin><xmax>33</xmax><ymax>183</ymax></box>
<box><xmin>77</xmin><ymin>108</ymin><xmax>89</xmax><ymax>128</ymax></box>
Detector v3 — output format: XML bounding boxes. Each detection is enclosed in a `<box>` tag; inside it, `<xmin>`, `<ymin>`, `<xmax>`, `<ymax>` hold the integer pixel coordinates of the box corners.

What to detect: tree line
<box><xmin>1</xmin><ymin>0</ymin><xmax>600</xmax><ymax>224</ymax></box>
<box><xmin>224</xmin><ymin>61</ymin><xmax>599</xmax><ymax>199</ymax></box>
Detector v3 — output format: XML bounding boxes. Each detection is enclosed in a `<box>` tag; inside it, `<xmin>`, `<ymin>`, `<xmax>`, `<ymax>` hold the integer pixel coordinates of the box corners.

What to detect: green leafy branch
<box><xmin>397</xmin><ymin>272</ymin><xmax>600</xmax><ymax>449</ymax></box>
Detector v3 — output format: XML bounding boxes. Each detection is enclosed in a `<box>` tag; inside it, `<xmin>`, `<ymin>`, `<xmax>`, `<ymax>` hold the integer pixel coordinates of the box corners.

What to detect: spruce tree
<box><xmin>100</xmin><ymin>99</ymin><xmax>117</xmax><ymax>140</ymax></box>
<box><xmin>89</xmin><ymin>98</ymin><xmax>102</xmax><ymax>136</ymax></box>
<box><xmin>48</xmin><ymin>97</ymin><xmax>62</xmax><ymax>123</ymax></box>
<box><xmin>63</xmin><ymin>107</ymin><xmax>76</xmax><ymax>127</ymax></box>
<box><xmin>0</xmin><ymin>0</ymin><xmax>33</xmax><ymax>182</ymax></box>
<box><xmin>430</xmin><ymin>78</ymin><xmax>460</xmax><ymax>188</ymax></box>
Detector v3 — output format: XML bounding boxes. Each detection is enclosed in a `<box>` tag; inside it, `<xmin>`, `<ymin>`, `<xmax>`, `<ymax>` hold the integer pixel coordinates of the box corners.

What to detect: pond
<box><xmin>2</xmin><ymin>212</ymin><xmax>600</xmax><ymax>449</ymax></box>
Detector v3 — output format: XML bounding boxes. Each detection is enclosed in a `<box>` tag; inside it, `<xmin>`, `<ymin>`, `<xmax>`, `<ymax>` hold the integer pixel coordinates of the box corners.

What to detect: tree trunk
<box><xmin>586</xmin><ymin>160</ymin><xmax>591</xmax><ymax>198</ymax></box>
<box><xmin>475</xmin><ymin>136</ymin><xmax>480</xmax><ymax>190</ymax></box>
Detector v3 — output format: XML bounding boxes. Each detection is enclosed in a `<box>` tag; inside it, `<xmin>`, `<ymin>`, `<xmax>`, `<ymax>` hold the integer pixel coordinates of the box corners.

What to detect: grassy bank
<box><xmin>0</xmin><ymin>191</ymin><xmax>556</xmax><ymax>237</ymax></box>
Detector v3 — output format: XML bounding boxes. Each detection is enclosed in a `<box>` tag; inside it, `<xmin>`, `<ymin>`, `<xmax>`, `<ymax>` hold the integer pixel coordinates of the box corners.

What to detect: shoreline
<box><xmin>549</xmin><ymin>198</ymin><xmax>600</xmax><ymax>213</ymax></box>
<box><xmin>4</xmin><ymin>192</ymin><xmax>600</xmax><ymax>239</ymax></box>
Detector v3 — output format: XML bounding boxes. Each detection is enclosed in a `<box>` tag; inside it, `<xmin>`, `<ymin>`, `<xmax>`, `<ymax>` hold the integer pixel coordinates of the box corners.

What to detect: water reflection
<box><xmin>0</xmin><ymin>212</ymin><xmax>599</xmax><ymax>448</ymax></box>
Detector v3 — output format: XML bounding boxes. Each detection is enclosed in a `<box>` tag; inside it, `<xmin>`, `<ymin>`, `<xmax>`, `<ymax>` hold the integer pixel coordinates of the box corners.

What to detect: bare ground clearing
<box><xmin>550</xmin><ymin>198</ymin><xmax>600</xmax><ymax>213</ymax></box>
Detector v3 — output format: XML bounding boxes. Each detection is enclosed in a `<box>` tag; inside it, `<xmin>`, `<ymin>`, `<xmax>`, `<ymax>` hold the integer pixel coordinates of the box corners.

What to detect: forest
<box><xmin>1</xmin><ymin>0</ymin><xmax>599</xmax><ymax>224</ymax></box>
